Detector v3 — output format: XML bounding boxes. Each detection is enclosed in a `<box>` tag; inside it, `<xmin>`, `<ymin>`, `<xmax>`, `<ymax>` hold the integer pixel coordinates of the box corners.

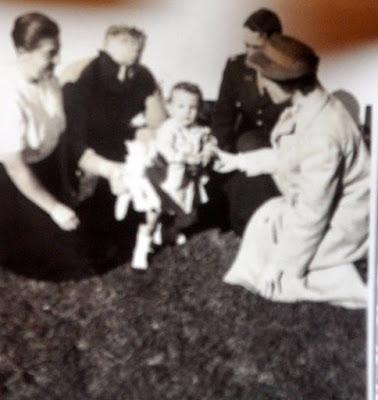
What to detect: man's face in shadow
<box><xmin>243</xmin><ymin>27</ymin><xmax>267</xmax><ymax>66</ymax></box>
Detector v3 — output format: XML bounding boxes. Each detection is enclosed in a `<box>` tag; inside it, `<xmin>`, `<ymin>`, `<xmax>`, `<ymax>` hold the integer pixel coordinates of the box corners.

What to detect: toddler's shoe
<box><xmin>175</xmin><ymin>233</ymin><xmax>187</xmax><ymax>246</ymax></box>
<box><xmin>152</xmin><ymin>223</ymin><xmax>163</xmax><ymax>246</ymax></box>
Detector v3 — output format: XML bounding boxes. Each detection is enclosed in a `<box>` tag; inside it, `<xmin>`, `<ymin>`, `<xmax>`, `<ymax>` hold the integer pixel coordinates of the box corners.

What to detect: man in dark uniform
<box><xmin>62</xmin><ymin>25</ymin><xmax>166</xmax><ymax>265</ymax></box>
<box><xmin>212</xmin><ymin>9</ymin><xmax>287</xmax><ymax>235</ymax></box>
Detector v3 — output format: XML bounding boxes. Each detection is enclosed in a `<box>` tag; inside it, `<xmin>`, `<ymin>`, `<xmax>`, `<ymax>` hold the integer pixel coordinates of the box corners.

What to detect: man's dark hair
<box><xmin>170</xmin><ymin>81</ymin><xmax>203</xmax><ymax>105</ymax></box>
<box><xmin>12</xmin><ymin>12</ymin><xmax>59</xmax><ymax>51</ymax></box>
<box><xmin>244</xmin><ymin>8</ymin><xmax>282</xmax><ymax>36</ymax></box>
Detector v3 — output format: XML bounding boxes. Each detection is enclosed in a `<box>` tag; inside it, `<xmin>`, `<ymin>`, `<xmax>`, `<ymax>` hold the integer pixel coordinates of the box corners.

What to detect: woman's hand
<box><xmin>2</xmin><ymin>152</ymin><xmax>79</xmax><ymax>230</ymax></box>
<box><xmin>214</xmin><ymin>147</ymin><xmax>278</xmax><ymax>176</ymax></box>
<box><xmin>50</xmin><ymin>203</ymin><xmax>80</xmax><ymax>231</ymax></box>
<box><xmin>213</xmin><ymin>149</ymin><xmax>241</xmax><ymax>173</ymax></box>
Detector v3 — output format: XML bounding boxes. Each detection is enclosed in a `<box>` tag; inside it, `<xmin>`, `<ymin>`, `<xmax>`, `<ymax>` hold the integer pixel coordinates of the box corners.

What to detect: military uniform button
<box><xmin>257</xmin><ymin>119</ymin><xmax>264</xmax><ymax>126</ymax></box>
<box><xmin>257</xmin><ymin>109</ymin><xmax>263</xmax><ymax>115</ymax></box>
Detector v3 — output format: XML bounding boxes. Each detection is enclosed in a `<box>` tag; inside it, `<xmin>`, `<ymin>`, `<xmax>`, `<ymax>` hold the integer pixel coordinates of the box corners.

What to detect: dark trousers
<box><xmin>224</xmin><ymin>131</ymin><xmax>279</xmax><ymax>235</ymax></box>
<box><xmin>77</xmin><ymin>180</ymin><xmax>142</xmax><ymax>265</ymax></box>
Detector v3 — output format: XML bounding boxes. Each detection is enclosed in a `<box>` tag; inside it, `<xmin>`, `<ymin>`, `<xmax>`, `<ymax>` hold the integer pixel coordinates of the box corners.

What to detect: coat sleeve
<box><xmin>236</xmin><ymin>148</ymin><xmax>278</xmax><ymax>176</ymax></box>
<box><xmin>211</xmin><ymin>59</ymin><xmax>237</xmax><ymax>150</ymax></box>
<box><xmin>270</xmin><ymin>131</ymin><xmax>343</xmax><ymax>276</ymax></box>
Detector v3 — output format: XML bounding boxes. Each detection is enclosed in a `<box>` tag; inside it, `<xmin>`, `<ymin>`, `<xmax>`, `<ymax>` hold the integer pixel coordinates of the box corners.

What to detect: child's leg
<box><xmin>174</xmin><ymin>209</ymin><xmax>198</xmax><ymax>244</ymax></box>
<box><xmin>131</xmin><ymin>210</ymin><xmax>159</xmax><ymax>270</ymax></box>
<box><xmin>159</xmin><ymin>209</ymin><xmax>198</xmax><ymax>246</ymax></box>
<box><xmin>146</xmin><ymin>210</ymin><xmax>162</xmax><ymax>247</ymax></box>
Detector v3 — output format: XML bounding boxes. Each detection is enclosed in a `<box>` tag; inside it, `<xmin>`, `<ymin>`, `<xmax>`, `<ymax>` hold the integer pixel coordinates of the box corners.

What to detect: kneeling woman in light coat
<box><xmin>216</xmin><ymin>34</ymin><xmax>369</xmax><ymax>309</ymax></box>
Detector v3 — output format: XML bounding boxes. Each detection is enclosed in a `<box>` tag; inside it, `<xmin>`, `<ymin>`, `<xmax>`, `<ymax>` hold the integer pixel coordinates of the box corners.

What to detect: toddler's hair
<box><xmin>170</xmin><ymin>81</ymin><xmax>203</xmax><ymax>106</ymax></box>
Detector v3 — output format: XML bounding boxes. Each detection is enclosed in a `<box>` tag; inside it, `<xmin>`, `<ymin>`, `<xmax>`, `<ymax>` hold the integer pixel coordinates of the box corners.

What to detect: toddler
<box><xmin>115</xmin><ymin>82</ymin><xmax>216</xmax><ymax>270</ymax></box>
<box><xmin>154</xmin><ymin>82</ymin><xmax>216</xmax><ymax>242</ymax></box>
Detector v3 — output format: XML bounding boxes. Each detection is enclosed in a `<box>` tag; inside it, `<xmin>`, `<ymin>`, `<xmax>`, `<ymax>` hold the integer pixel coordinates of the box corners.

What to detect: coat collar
<box><xmin>292</xmin><ymin>87</ymin><xmax>330</xmax><ymax>129</ymax></box>
<box><xmin>271</xmin><ymin>87</ymin><xmax>330</xmax><ymax>144</ymax></box>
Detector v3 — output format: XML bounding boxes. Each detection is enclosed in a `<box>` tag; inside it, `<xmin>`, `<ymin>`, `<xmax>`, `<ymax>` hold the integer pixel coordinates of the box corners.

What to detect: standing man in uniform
<box><xmin>212</xmin><ymin>9</ymin><xmax>287</xmax><ymax>235</ymax></box>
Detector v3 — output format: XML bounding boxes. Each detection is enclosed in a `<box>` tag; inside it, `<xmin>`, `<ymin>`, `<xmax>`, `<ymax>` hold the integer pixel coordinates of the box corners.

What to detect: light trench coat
<box><xmin>224</xmin><ymin>87</ymin><xmax>370</xmax><ymax>308</ymax></box>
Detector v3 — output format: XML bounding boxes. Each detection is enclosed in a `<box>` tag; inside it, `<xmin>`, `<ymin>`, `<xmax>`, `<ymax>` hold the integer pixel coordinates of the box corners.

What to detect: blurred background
<box><xmin>0</xmin><ymin>0</ymin><xmax>376</xmax><ymax>116</ymax></box>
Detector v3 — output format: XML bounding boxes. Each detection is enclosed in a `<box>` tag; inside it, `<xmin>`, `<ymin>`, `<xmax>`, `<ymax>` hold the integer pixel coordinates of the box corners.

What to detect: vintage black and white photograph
<box><xmin>0</xmin><ymin>0</ymin><xmax>377</xmax><ymax>399</ymax></box>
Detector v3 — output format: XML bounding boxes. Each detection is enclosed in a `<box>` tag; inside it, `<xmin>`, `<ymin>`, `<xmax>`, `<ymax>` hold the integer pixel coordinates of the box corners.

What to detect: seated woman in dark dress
<box><xmin>0</xmin><ymin>13</ymin><xmax>85</xmax><ymax>278</ymax></box>
<box><xmin>62</xmin><ymin>25</ymin><xmax>166</xmax><ymax>265</ymax></box>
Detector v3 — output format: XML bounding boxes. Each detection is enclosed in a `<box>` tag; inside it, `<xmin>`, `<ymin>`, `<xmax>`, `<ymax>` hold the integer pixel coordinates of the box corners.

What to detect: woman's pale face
<box><xmin>19</xmin><ymin>37</ymin><xmax>60</xmax><ymax>81</ymax></box>
<box><xmin>105</xmin><ymin>34</ymin><xmax>142</xmax><ymax>66</ymax></box>
<box><xmin>258</xmin><ymin>73</ymin><xmax>292</xmax><ymax>104</ymax></box>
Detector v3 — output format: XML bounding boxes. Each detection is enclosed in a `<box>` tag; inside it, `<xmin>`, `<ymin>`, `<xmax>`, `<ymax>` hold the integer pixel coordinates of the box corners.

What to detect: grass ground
<box><xmin>0</xmin><ymin>229</ymin><xmax>366</xmax><ymax>400</ymax></box>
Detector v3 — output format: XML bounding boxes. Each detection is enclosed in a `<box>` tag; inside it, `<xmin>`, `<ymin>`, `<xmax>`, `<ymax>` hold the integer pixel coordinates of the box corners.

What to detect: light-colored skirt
<box><xmin>223</xmin><ymin>198</ymin><xmax>367</xmax><ymax>309</ymax></box>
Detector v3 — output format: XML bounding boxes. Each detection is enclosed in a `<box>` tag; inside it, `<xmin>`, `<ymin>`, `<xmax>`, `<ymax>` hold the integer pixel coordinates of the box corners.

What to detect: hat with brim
<box><xmin>249</xmin><ymin>34</ymin><xmax>319</xmax><ymax>81</ymax></box>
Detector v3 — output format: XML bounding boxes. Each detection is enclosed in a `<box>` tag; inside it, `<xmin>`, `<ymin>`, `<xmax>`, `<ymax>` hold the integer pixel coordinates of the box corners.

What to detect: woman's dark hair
<box><xmin>12</xmin><ymin>12</ymin><xmax>59</xmax><ymax>51</ymax></box>
<box><xmin>276</xmin><ymin>73</ymin><xmax>319</xmax><ymax>95</ymax></box>
<box><xmin>170</xmin><ymin>81</ymin><xmax>203</xmax><ymax>106</ymax></box>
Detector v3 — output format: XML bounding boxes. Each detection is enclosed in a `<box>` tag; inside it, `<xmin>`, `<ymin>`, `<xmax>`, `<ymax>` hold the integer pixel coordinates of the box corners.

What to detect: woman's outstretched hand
<box><xmin>213</xmin><ymin>147</ymin><xmax>277</xmax><ymax>177</ymax></box>
<box><xmin>212</xmin><ymin>148</ymin><xmax>241</xmax><ymax>174</ymax></box>
<box><xmin>50</xmin><ymin>203</ymin><xmax>80</xmax><ymax>231</ymax></box>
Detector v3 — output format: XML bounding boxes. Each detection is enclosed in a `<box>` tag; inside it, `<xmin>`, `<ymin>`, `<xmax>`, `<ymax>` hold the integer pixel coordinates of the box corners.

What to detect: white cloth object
<box><xmin>115</xmin><ymin>140</ymin><xmax>161</xmax><ymax>220</ymax></box>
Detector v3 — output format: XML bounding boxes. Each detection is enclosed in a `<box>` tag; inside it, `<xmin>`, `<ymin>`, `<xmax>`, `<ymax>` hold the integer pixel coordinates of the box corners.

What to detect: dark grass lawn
<box><xmin>0</xmin><ymin>230</ymin><xmax>366</xmax><ymax>400</ymax></box>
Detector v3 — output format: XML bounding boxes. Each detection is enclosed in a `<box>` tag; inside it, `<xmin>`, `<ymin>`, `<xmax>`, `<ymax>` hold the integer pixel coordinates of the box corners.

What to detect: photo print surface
<box><xmin>0</xmin><ymin>1</ymin><xmax>377</xmax><ymax>399</ymax></box>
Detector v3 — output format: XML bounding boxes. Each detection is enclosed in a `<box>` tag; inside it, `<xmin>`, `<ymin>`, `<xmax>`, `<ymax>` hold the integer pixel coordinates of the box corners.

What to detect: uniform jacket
<box><xmin>238</xmin><ymin>87</ymin><xmax>370</xmax><ymax>275</ymax></box>
<box><xmin>212</xmin><ymin>53</ymin><xmax>286</xmax><ymax>150</ymax></box>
